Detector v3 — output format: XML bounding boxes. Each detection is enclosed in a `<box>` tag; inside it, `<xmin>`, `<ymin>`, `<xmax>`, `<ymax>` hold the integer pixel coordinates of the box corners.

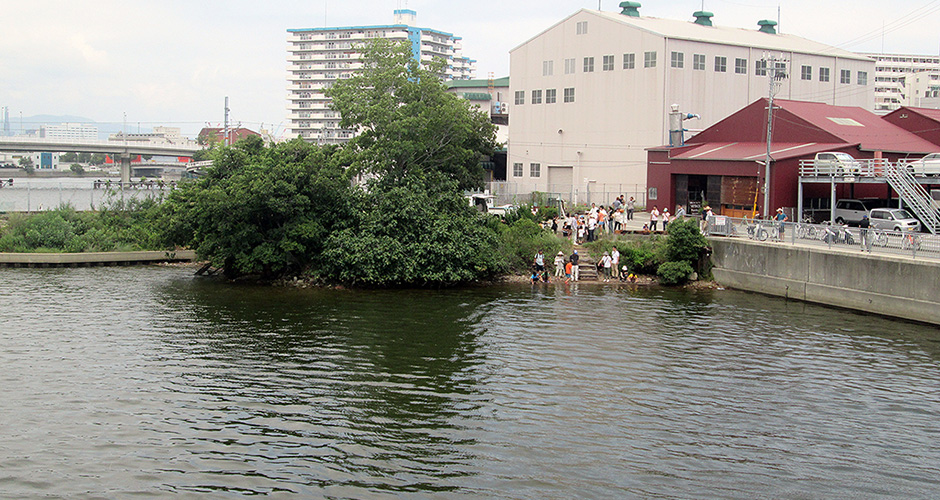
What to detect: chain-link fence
<box><xmin>486</xmin><ymin>182</ymin><xmax>647</xmax><ymax>210</ymax></box>
<box><xmin>0</xmin><ymin>179</ymin><xmax>172</xmax><ymax>212</ymax></box>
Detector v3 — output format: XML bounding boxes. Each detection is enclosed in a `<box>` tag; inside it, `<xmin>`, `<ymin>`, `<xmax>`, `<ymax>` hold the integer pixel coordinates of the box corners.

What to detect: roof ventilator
<box><xmin>692</xmin><ymin>11</ymin><xmax>713</xmax><ymax>26</ymax></box>
<box><xmin>619</xmin><ymin>1</ymin><xmax>641</xmax><ymax>17</ymax></box>
<box><xmin>758</xmin><ymin>19</ymin><xmax>777</xmax><ymax>34</ymax></box>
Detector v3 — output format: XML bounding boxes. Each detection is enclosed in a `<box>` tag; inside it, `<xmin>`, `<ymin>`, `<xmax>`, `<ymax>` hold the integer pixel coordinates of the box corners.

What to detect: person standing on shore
<box><xmin>534</xmin><ymin>250</ymin><xmax>545</xmax><ymax>274</ymax></box>
<box><xmin>600</xmin><ymin>251</ymin><xmax>612</xmax><ymax>282</ymax></box>
<box><xmin>627</xmin><ymin>197</ymin><xmax>635</xmax><ymax>221</ymax></box>
<box><xmin>611</xmin><ymin>247</ymin><xmax>620</xmax><ymax>280</ymax></box>
<box><xmin>553</xmin><ymin>251</ymin><xmax>566</xmax><ymax>278</ymax></box>
<box><xmin>650</xmin><ymin>206</ymin><xmax>660</xmax><ymax>232</ymax></box>
<box><xmin>570</xmin><ymin>250</ymin><xmax>580</xmax><ymax>281</ymax></box>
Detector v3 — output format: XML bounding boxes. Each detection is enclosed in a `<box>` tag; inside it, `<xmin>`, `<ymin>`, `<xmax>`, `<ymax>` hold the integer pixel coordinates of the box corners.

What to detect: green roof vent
<box><xmin>758</xmin><ymin>19</ymin><xmax>777</xmax><ymax>34</ymax></box>
<box><xmin>693</xmin><ymin>11</ymin><xmax>713</xmax><ymax>26</ymax></box>
<box><xmin>619</xmin><ymin>1</ymin><xmax>641</xmax><ymax>17</ymax></box>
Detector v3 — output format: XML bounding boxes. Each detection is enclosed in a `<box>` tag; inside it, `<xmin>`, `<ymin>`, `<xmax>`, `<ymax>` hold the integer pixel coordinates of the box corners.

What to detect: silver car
<box><xmin>868</xmin><ymin>208</ymin><xmax>921</xmax><ymax>232</ymax></box>
<box><xmin>906</xmin><ymin>153</ymin><xmax>940</xmax><ymax>176</ymax></box>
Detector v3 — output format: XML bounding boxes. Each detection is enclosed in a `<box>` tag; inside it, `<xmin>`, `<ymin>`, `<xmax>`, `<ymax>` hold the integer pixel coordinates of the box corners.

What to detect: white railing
<box><xmin>707</xmin><ymin>216</ymin><xmax>940</xmax><ymax>260</ymax></box>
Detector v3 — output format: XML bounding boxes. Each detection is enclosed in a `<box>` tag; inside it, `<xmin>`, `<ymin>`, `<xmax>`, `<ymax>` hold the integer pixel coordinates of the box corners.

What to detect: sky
<box><xmin>3</xmin><ymin>0</ymin><xmax>940</xmax><ymax>139</ymax></box>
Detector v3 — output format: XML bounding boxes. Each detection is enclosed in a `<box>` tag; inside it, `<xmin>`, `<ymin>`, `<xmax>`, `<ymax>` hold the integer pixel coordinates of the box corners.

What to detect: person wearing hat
<box><xmin>774</xmin><ymin>208</ymin><xmax>788</xmax><ymax>240</ymax></box>
<box><xmin>859</xmin><ymin>213</ymin><xmax>871</xmax><ymax>251</ymax></box>
<box><xmin>700</xmin><ymin>205</ymin><xmax>712</xmax><ymax>233</ymax></box>
<box><xmin>600</xmin><ymin>251</ymin><xmax>613</xmax><ymax>282</ymax></box>
<box><xmin>553</xmin><ymin>251</ymin><xmax>566</xmax><ymax>278</ymax></box>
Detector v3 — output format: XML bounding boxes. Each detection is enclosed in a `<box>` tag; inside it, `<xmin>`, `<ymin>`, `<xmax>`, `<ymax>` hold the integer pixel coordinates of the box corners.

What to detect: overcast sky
<box><xmin>3</xmin><ymin>0</ymin><xmax>940</xmax><ymax>138</ymax></box>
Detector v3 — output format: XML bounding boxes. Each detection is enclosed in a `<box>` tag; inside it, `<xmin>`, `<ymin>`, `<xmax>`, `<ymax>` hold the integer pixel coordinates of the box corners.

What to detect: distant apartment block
<box><xmin>40</xmin><ymin>123</ymin><xmax>98</xmax><ymax>141</ymax></box>
<box><xmin>861</xmin><ymin>53</ymin><xmax>940</xmax><ymax>111</ymax></box>
<box><xmin>286</xmin><ymin>9</ymin><xmax>476</xmax><ymax>144</ymax></box>
<box><xmin>110</xmin><ymin>126</ymin><xmax>197</xmax><ymax>147</ymax></box>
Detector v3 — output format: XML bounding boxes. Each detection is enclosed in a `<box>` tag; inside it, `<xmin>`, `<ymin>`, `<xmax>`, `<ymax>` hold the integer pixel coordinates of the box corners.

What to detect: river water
<box><xmin>2</xmin><ymin>266</ymin><xmax>940</xmax><ymax>499</ymax></box>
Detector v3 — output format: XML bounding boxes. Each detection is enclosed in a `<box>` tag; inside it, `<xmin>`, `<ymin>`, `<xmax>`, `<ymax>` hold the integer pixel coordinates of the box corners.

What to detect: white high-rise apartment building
<box><xmin>286</xmin><ymin>9</ymin><xmax>475</xmax><ymax>144</ymax></box>
<box><xmin>861</xmin><ymin>53</ymin><xmax>940</xmax><ymax>111</ymax></box>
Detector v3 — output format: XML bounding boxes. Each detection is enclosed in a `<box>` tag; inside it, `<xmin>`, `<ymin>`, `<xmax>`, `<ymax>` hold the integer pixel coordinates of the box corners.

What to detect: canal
<box><xmin>2</xmin><ymin>266</ymin><xmax>939</xmax><ymax>498</ymax></box>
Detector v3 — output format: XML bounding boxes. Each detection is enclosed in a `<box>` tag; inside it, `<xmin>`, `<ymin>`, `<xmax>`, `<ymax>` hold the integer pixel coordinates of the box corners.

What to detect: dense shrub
<box><xmin>497</xmin><ymin>218</ymin><xmax>568</xmax><ymax>273</ymax></box>
<box><xmin>657</xmin><ymin>260</ymin><xmax>694</xmax><ymax>285</ymax></box>
<box><xmin>664</xmin><ymin>218</ymin><xmax>709</xmax><ymax>271</ymax></box>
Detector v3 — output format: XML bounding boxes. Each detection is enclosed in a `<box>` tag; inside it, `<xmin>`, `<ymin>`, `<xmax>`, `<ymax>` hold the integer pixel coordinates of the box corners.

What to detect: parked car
<box><xmin>813</xmin><ymin>152</ymin><xmax>862</xmax><ymax>175</ymax></box>
<box><xmin>906</xmin><ymin>153</ymin><xmax>940</xmax><ymax>176</ymax></box>
<box><xmin>868</xmin><ymin>207</ymin><xmax>922</xmax><ymax>232</ymax></box>
<box><xmin>833</xmin><ymin>198</ymin><xmax>880</xmax><ymax>225</ymax></box>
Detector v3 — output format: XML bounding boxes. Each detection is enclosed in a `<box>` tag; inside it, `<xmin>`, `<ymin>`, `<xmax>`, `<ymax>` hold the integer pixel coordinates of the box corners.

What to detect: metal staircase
<box><xmin>883</xmin><ymin>162</ymin><xmax>940</xmax><ymax>234</ymax></box>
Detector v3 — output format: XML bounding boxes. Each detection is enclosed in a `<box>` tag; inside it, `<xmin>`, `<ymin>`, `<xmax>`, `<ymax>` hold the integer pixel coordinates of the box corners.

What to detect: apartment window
<box><xmin>623</xmin><ymin>53</ymin><xmax>635</xmax><ymax>69</ymax></box>
<box><xmin>735</xmin><ymin>58</ymin><xmax>747</xmax><ymax>74</ymax></box>
<box><xmin>530</xmin><ymin>163</ymin><xmax>541</xmax><ymax>178</ymax></box>
<box><xmin>840</xmin><ymin>69</ymin><xmax>851</xmax><ymax>84</ymax></box>
<box><xmin>514</xmin><ymin>90</ymin><xmax>524</xmax><ymax>105</ymax></box>
<box><xmin>714</xmin><ymin>56</ymin><xmax>727</xmax><ymax>73</ymax></box>
<box><xmin>543</xmin><ymin>60</ymin><xmax>554</xmax><ymax>76</ymax></box>
<box><xmin>563</xmin><ymin>87</ymin><xmax>575</xmax><ymax>103</ymax></box>
<box><xmin>546</xmin><ymin>88</ymin><xmax>557</xmax><ymax>104</ymax></box>
<box><xmin>671</xmin><ymin>51</ymin><xmax>684</xmax><ymax>69</ymax></box>
<box><xmin>693</xmin><ymin>54</ymin><xmax>705</xmax><ymax>70</ymax></box>
<box><xmin>583</xmin><ymin>57</ymin><xmax>595</xmax><ymax>72</ymax></box>
<box><xmin>576</xmin><ymin>21</ymin><xmax>588</xmax><ymax>35</ymax></box>
<box><xmin>602</xmin><ymin>55</ymin><xmax>615</xmax><ymax>71</ymax></box>
<box><xmin>820</xmin><ymin>67</ymin><xmax>830</xmax><ymax>82</ymax></box>
<box><xmin>564</xmin><ymin>58</ymin><xmax>576</xmax><ymax>74</ymax></box>
<box><xmin>531</xmin><ymin>89</ymin><xmax>542</xmax><ymax>104</ymax></box>
<box><xmin>801</xmin><ymin>65</ymin><xmax>812</xmax><ymax>80</ymax></box>
<box><xmin>512</xmin><ymin>163</ymin><xmax>523</xmax><ymax>177</ymax></box>
<box><xmin>755</xmin><ymin>59</ymin><xmax>767</xmax><ymax>76</ymax></box>
<box><xmin>858</xmin><ymin>71</ymin><xmax>868</xmax><ymax>85</ymax></box>
<box><xmin>644</xmin><ymin>51</ymin><xmax>657</xmax><ymax>68</ymax></box>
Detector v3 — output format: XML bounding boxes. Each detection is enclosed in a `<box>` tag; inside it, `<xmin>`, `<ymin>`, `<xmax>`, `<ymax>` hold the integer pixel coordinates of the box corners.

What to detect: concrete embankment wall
<box><xmin>0</xmin><ymin>250</ymin><xmax>196</xmax><ymax>267</ymax></box>
<box><xmin>709</xmin><ymin>238</ymin><xmax>940</xmax><ymax>326</ymax></box>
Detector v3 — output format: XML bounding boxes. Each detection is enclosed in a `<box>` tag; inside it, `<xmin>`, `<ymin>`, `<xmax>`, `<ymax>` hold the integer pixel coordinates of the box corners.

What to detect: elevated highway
<box><xmin>0</xmin><ymin>137</ymin><xmax>204</xmax><ymax>183</ymax></box>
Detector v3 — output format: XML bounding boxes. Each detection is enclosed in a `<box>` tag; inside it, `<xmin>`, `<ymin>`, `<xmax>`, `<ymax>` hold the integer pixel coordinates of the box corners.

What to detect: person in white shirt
<box><xmin>650</xmin><ymin>206</ymin><xmax>660</xmax><ymax>232</ymax></box>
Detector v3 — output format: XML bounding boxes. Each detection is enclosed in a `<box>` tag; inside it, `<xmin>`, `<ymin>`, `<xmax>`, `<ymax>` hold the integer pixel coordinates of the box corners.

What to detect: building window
<box><xmin>671</xmin><ymin>51</ymin><xmax>684</xmax><ymax>68</ymax></box>
<box><xmin>755</xmin><ymin>59</ymin><xmax>767</xmax><ymax>76</ymax></box>
<box><xmin>693</xmin><ymin>54</ymin><xmax>705</xmax><ymax>70</ymax></box>
<box><xmin>564</xmin><ymin>58</ymin><xmax>576</xmax><ymax>74</ymax></box>
<box><xmin>512</xmin><ymin>163</ymin><xmax>523</xmax><ymax>177</ymax></box>
<box><xmin>546</xmin><ymin>88</ymin><xmax>557</xmax><ymax>104</ymax></box>
<box><xmin>563</xmin><ymin>87</ymin><xmax>575</xmax><ymax>103</ymax></box>
<box><xmin>530</xmin><ymin>163</ymin><xmax>541</xmax><ymax>177</ymax></box>
<box><xmin>735</xmin><ymin>58</ymin><xmax>747</xmax><ymax>74</ymax></box>
<box><xmin>576</xmin><ymin>21</ymin><xmax>588</xmax><ymax>35</ymax></box>
<box><xmin>714</xmin><ymin>56</ymin><xmax>727</xmax><ymax>73</ymax></box>
<box><xmin>602</xmin><ymin>55</ymin><xmax>614</xmax><ymax>71</ymax></box>
<box><xmin>644</xmin><ymin>51</ymin><xmax>657</xmax><ymax>68</ymax></box>
<box><xmin>514</xmin><ymin>90</ymin><xmax>524</xmax><ymax>105</ymax></box>
<box><xmin>531</xmin><ymin>89</ymin><xmax>542</xmax><ymax>104</ymax></box>
<box><xmin>623</xmin><ymin>53</ymin><xmax>635</xmax><ymax>69</ymax></box>
<box><xmin>840</xmin><ymin>69</ymin><xmax>851</xmax><ymax>84</ymax></box>
<box><xmin>820</xmin><ymin>67</ymin><xmax>830</xmax><ymax>82</ymax></box>
<box><xmin>648</xmin><ymin>187</ymin><xmax>658</xmax><ymax>200</ymax></box>
<box><xmin>583</xmin><ymin>57</ymin><xmax>595</xmax><ymax>72</ymax></box>
<box><xmin>858</xmin><ymin>71</ymin><xmax>868</xmax><ymax>85</ymax></box>
<box><xmin>801</xmin><ymin>65</ymin><xmax>812</xmax><ymax>80</ymax></box>
<box><xmin>543</xmin><ymin>60</ymin><xmax>553</xmax><ymax>76</ymax></box>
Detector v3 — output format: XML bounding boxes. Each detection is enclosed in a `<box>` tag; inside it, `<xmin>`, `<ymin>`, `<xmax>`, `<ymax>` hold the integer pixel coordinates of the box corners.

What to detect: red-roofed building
<box><xmin>647</xmin><ymin>98</ymin><xmax>940</xmax><ymax>218</ymax></box>
<box><xmin>881</xmin><ymin>107</ymin><xmax>940</xmax><ymax>149</ymax></box>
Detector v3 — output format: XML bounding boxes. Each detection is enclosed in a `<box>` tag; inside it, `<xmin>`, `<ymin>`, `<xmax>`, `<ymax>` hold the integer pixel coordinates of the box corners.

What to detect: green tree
<box><xmin>18</xmin><ymin>156</ymin><xmax>34</xmax><ymax>174</ymax></box>
<box><xmin>326</xmin><ymin>38</ymin><xmax>497</xmax><ymax>191</ymax></box>
<box><xmin>320</xmin><ymin>171</ymin><xmax>503</xmax><ymax>286</ymax></box>
<box><xmin>664</xmin><ymin>218</ymin><xmax>708</xmax><ymax>270</ymax></box>
<box><xmin>160</xmin><ymin>137</ymin><xmax>353</xmax><ymax>279</ymax></box>
<box><xmin>61</xmin><ymin>152</ymin><xmax>78</xmax><ymax>162</ymax></box>
<box><xmin>70</xmin><ymin>163</ymin><xmax>85</xmax><ymax>176</ymax></box>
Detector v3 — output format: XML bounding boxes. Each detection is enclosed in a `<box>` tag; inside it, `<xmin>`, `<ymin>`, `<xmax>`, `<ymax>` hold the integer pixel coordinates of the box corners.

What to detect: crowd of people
<box><xmin>531</xmin><ymin>247</ymin><xmax>638</xmax><ymax>285</ymax></box>
<box><xmin>558</xmin><ymin>196</ymin><xmax>638</xmax><ymax>244</ymax></box>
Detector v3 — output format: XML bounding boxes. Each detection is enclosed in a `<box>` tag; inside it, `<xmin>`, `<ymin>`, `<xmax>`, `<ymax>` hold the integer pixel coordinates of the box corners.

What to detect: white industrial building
<box><xmin>39</xmin><ymin>123</ymin><xmax>98</xmax><ymax>141</ymax></box>
<box><xmin>507</xmin><ymin>5</ymin><xmax>875</xmax><ymax>203</ymax></box>
<box><xmin>861</xmin><ymin>53</ymin><xmax>940</xmax><ymax>111</ymax></box>
<box><xmin>286</xmin><ymin>9</ymin><xmax>475</xmax><ymax>144</ymax></box>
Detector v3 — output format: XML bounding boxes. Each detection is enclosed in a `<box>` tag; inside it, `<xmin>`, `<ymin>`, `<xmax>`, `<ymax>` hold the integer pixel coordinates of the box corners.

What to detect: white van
<box><xmin>906</xmin><ymin>153</ymin><xmax>940</xmax><ymax>176</ymax></box>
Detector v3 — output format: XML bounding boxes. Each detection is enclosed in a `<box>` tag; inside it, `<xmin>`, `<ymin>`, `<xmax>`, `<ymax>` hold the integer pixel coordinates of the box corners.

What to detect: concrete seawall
<box><xmin>0</xmin><ymin>250</ymin><xmax>196</xmax><ymax>267</ymax></box>
<box><xmin>709</xmin><ymin>238</ymin><xmax>940</xmax><ymax>326</ymax></box>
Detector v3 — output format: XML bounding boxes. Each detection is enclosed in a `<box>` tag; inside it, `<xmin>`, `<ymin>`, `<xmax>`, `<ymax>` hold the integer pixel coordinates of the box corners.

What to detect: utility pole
<box><xmin>762</xmin><ymin>54</ymin><xmax>788</xmax><ymax>218</ymax></box>
<box><xmin>223</xmin><ymin>96</ymin><xmax>230</xmax><ymax>146</ymax></box>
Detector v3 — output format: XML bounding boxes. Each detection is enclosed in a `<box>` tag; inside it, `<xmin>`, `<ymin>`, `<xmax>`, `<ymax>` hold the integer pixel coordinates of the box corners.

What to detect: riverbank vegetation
<box><xmin>0</xmin><ymin>39</ymin><xmax>709</xmax><ymax>287</ymax></box>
